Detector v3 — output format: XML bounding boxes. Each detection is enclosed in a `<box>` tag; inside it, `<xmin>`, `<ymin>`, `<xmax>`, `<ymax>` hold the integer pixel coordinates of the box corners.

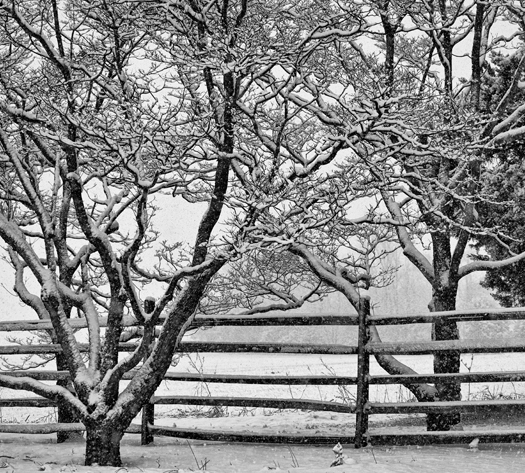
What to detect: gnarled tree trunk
<box><xmin>84</xmin><ymin>420</ymin><xmax>126</xmax><ymax>467</ymax></box>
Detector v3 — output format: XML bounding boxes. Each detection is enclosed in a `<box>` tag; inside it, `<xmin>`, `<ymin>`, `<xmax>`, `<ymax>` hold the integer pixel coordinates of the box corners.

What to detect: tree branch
<box><xmin>458</xmin><ymin>250</ymin><xmax>525</xmax><ymax>279</ymax></box>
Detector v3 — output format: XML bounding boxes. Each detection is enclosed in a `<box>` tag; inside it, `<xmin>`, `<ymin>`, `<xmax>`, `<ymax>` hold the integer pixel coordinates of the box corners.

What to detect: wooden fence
<box><xmin>1</xmin><ymin>304</ymin><xmax>525</xmax><ymax>447</ymax></box>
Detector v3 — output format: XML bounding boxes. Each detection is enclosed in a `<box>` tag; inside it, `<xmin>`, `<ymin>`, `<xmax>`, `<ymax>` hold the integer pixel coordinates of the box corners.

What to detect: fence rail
<box><xmin>1</xmin><ymin>304</ymin><xmax>525</xmax><ymax>447</ymax></box>
<box><xmin>0</xmin><ymin>314</ymin><xmax>359</xmax><ymax>332</ymax></box>
<box><xmin>0</xmin><ymin>341</ymin><xmax>358</xmax><ymax>356</ymax></box>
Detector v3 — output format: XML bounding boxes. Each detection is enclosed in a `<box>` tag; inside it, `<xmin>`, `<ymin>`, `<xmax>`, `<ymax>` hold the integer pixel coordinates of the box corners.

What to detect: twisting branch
<box><xmin>121</xmin><ymin>188</ymin><xmax>150</xmax><ymax>324</ymax></box>
<box><xmin>0</xmin><ymin>374</ymin><xmax>88</xmax><ymax>418</ymax></box>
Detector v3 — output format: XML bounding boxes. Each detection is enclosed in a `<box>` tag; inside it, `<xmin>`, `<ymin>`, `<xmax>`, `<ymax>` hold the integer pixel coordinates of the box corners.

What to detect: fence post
<box><xmin>141</xmin><ymin>297</ymin><xmax>156</xmax><ymax>445</ymax></box>
<box><xmin>355</xmin><ymin>296</ymin><xmax>370</xmax><ymax>448</ymax></box>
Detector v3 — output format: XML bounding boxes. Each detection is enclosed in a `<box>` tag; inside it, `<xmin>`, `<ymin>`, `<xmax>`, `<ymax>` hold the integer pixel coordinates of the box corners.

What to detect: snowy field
<box><xmin>1</xmin><ymin>353</ymin><xmax>525</xmax><ymax>472</ymax></box>
<box><xmin>2</xmin><ymin>352</ymin><xmax>525</xmax><ymax>422</ymax></box>
<box><xmin>1</xmin><ymin>430</ymin><xmax>525</xmax><ymax>473</ymax></box>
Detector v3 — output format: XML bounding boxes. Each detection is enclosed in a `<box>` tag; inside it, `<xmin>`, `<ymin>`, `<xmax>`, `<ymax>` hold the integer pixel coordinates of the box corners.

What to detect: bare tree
<box><xmin>0</xmin><ymin>0</ymin><xmax>235</xmax><ymax>465</ymax></box>
<box><xmin>227</xmin><ymin>0</ymin><xmax>525</xmax><ymax>433</ymax></box>
<box><xmin>0</xmin><ymin>0</ymin><xmax>379</xmax><ymax>465</ymax></box>
<box><xmin>284</xmin><ymin>0</ymin><xmax>525</xmax><ymax>431</ymax></box>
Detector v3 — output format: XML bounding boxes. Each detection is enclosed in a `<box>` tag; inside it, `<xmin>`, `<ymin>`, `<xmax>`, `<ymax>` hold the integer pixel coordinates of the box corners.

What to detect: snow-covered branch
<box><xmin>458</xmin><ymin>251</ymin><xmax>525</xmax><ymax>279</ymax></box>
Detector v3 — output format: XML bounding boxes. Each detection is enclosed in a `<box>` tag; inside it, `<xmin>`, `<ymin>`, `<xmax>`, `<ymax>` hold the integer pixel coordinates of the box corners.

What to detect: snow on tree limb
<box><xmin>0</xmin><ymin>374</ymin><xmax>88</xmax><ymax>418</ymax></box>
<box><xmin>458</xmin><ymin>250</ymin><xmax>525</xmax><ymax>279</ymax></box>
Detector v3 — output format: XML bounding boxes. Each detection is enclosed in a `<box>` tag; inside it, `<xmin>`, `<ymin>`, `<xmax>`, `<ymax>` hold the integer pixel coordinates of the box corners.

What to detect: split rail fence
<box><xmin>2</xmin><ymin>303</ymin><xmax>525</xmax><ymax>447</ymax></box>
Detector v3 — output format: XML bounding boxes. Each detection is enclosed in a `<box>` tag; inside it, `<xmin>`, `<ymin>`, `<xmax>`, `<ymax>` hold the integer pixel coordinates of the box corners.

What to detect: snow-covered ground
<box><xmin>2</xmin><ymin>353</ymin><xmax>525</xmax><ymax>472</ymax></box>
<box><xmin>1</xmin><ymin>411</ymin><xmax>525</xmax><ymax>473</ymax></box>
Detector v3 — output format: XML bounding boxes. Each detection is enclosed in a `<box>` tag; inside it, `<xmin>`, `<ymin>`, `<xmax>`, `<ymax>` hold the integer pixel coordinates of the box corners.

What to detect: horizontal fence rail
<box><xmin>3</xmin><ymin>370</ymin><xmax>359</xmax><ymax>384</ymax></box>
<box><xmin>146</xmin><ymin>424</ymin><xmax>525</xmax><ymax>446</ymax></box>
<box><xmin>0</xmin><ymin>314</ymin><xmax>359</xmax><ymax>332</ymax></box>
<box><xmin>2</xmin><ymin>306</ymin><xmax>525</xmax><ymax>332</ymax></box>
<box><xmin>148</xmin><ymin>424</ymin><xmax>355</xmax><ymax>444</ymax></box>
<box><xmin>8</xmin><ymin>369</ymin><xmax>525</xmax><ymax>385</ymax></box>
<box><xmin>369</xmin><ymin>307</ymin><xmax>525</xmax><ymax>325</ymax></box>
<box><xmin>0</xmin><ymin>342</ymin><xmax>358</xmax><ymax>356</ymax></box>
<box><xmin>152</xmin><ymin>396</ymin><xmax>355</xmax><ymax>413</ymax></box>
<box><xmin>0</xmin><ymin>396</ymin><xmax>355</xmax><ymax>413</ymax></box>
<box><xmin>367</xmin><ymin>399</ymin><xmax>525</xmax><ymax>414</ymax></box>
<box><xmin>367</xmin><ymin>338</ymin><xmax>525</xmax><ymax>355</ymax></box>
<box><xmin>0</xmin><ymin>423</ymin><xmax>141</xmax><ymax>435</ymax></box>
<box><xmin>1</xmin><ymin>306</ymin><xmax>525</xmax><ymax>447</ymax></box>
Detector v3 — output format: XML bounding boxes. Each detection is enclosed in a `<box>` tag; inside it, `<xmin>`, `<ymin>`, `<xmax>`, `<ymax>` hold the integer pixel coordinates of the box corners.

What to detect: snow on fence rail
<box><xmin>2</xmin><ymin>306</ymin><xmax>525</xmax><ymax>447</ymax></box>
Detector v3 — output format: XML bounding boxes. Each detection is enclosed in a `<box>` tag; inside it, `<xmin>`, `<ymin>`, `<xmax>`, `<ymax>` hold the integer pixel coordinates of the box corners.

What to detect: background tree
<box><xmin>251</xmin><ymin>0</ymin><xmax>525</xmax><ymax>432</ymax></box>
<box><xmin>474</xmin><ymin>47</ymin><xmax>525</xmax><ymax>306</ymax></box>
<box><xmin>202</xmin><ymin>250</ymin><xmax>332</xmax><ymax>316</ymax></box>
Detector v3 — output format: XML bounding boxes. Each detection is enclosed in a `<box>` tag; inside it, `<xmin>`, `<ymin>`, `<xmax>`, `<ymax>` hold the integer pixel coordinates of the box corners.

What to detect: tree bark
<box><xmin>471</xmin><ymin>1</ymin><xmax>485</xmax><ymax>110</ymax></box>
<box><xmin>427</xmin><ymin>285</ymin><xmax>461</xmax><ymax>431</ymax></box>
<box><xmin>84</xmin><ymin>421</ymin><xmax>125</xmax><ymax>467</ymax></box>
<box><xmin>379</xmin><ymin>2</ymin><xmax>396</xmax><ymax>90</ymax></box>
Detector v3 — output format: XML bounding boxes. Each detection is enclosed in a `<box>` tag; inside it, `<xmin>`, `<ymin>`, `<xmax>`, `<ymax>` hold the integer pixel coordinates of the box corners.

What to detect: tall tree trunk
<box><xmin>84</xmin><ymin>420</ymin><xmax>126</xmax><ymax>467</ymax></box>
<box><xmin>379</xmin><ymin>3</ymin><xmax>396</xmax><ymax>91</ymax></box>
<box><xmin>471</xmin><ymin>1</ymin><xmax>486</xmax><ymax>110</ymax></box>
<box><xmin>438</xmin><ymin>0</ymin><xmax>453</xmax><ymax>96</ymax></box>
<box><xmin>427</xmin><ymin>284</ymin><xmax>461</xmax><ymax>431</ymax></box>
